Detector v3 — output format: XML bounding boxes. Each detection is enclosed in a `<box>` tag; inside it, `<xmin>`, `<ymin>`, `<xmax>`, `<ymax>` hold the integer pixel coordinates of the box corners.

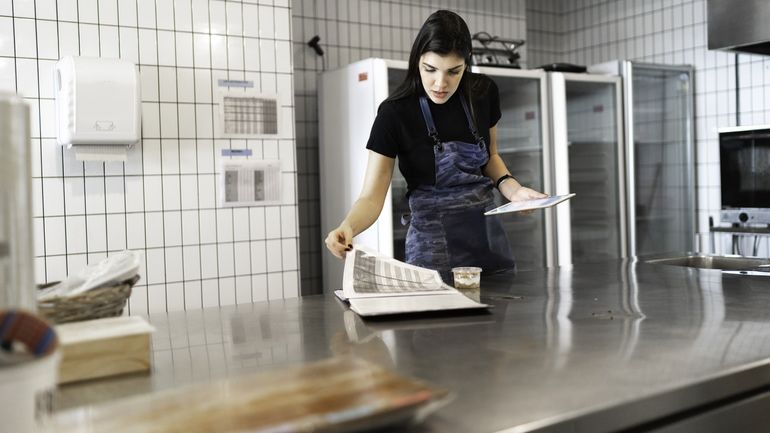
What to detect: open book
<box><xmin>335</xmin><ymin>246</ymin><xmax>489</xmax><ymax>316</ymax></box>
<box><xmin>484</xmin><ymin>193</ymin><xmax>575</xmax><ymax>216</ymax></box>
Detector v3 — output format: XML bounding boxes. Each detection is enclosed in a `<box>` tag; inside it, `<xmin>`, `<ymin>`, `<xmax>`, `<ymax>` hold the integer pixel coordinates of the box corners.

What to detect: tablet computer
<box><xmin>484</xmin><ymin>193</ymin><xmax>575</xmax><ymax>216</ymax></box>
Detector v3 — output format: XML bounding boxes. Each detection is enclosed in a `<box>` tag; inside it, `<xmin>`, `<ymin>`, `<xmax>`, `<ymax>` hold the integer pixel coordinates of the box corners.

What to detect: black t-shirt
<box><xmin>366</xmin><ymin>73</ymin><xmax>501</xmax><ymax>193</ymax></box>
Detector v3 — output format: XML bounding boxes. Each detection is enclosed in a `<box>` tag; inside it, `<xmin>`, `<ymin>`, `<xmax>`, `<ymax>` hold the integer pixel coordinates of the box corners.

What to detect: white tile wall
<box><xmin>526</xmin><ymin>0</ymin><xmax>770</xmax><ymax>257</ymax></box>
<box><xmin>4</xmin><ymin>0</ymin><xmax>300</xmax><ymax>314</ymax></box>
<box><xmin>292</xmin><ymin>0</ymin><xmax>528</xmax><ymax>293</ymax></box>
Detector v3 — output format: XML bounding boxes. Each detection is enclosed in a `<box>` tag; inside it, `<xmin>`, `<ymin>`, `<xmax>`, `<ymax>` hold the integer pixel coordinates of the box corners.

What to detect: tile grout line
<box><xmin>153</xmin><ymin>0</ymin><xmax>170</xmax><ymax>314</ymax></box>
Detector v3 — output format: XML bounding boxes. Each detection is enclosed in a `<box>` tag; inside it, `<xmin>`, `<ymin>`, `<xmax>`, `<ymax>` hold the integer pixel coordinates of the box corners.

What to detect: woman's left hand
<box><xmin>505</xmin><ymin>185</ymin><xmax>548</xmax><ymax>202</ymax></box>
<box><xmin>500</xmin><ymin>183</ymin><xmax>549</xmax><ymax>215</ymax></box>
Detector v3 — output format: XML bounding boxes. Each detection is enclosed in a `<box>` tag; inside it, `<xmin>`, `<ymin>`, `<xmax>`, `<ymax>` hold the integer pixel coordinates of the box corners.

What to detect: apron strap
<box><xmin>458</xmin><ymin>95</ymin><xmax>486</xmax><ymax>148</ymax></box>
<box><xmin>418</xmin><ymin>94</ymin><xmax>486</xmax><ymax>149</ymax></box>
<box><xmin>418</xmin><ymin>96</ymin><xmax>442</xmax><ymax>148</ymax></box>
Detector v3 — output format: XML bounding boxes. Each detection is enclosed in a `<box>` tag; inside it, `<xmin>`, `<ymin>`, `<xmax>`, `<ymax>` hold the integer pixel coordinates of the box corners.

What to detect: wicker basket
<box><xmin>37</xmin><ymin>275</ymin><xmax>140</xmax><ymax>324</ymax></box>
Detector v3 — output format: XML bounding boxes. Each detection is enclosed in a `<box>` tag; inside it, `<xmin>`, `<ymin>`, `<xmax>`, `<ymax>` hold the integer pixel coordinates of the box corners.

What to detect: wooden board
<box><xmin>45</xmin><ymin>356</ymin><xmax>450</xmax><ymax>433</ymax></box>
<box><xmin>55</xmin><ymin>316</ymin><xmax>155</xmax><ymax>384</ymax></box>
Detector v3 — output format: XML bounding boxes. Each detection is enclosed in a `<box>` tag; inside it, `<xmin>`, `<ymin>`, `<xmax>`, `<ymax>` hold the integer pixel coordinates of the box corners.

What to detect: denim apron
<box><xmin>404</xmin><ymin>94</ymin><xmax>515</xmax><ymax>281</ymax></box>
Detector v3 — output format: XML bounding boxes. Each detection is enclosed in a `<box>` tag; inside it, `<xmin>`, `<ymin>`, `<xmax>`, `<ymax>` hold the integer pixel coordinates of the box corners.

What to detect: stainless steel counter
<box><xmin>57</xmin><ymin>259</ymin><xmax>770</xmax><ymax>432</ymax></box>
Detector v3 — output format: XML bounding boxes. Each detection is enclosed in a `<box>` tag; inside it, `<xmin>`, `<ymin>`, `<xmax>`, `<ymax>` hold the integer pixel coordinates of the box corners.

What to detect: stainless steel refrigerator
<box><xmin>548</xmin><ymin>72</ymin><xmax>627</xmax><ymax>266</ymax></box>
<box><xmin>591</xmin><ymin>61</ymin><xmax>696</xmax><ymax>258</ymax></box>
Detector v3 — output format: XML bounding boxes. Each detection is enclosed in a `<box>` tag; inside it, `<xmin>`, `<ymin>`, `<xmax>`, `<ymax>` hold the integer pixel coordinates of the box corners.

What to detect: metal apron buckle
<box><xmin>429</xmin><ymin>132</ymin><xmax>443</xmax><ymax>151</ymax></box>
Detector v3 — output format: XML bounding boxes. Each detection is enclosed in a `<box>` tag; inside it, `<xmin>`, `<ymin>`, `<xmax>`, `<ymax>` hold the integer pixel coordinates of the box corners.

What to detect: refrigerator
<box><xmin>590</xmin><ymin>61</ymin><xmax>696</xmax><ymax>257</ymax></box>
<box><xmin>319</xmin><ymin>59</ymin><xmax>627</xmax><ymax>291</ymax></box>
<box><xmin>474</xmin><ymin>69</ymin><xmax>627</xmax><ymax>267</ymax></box>
<box><xmin>549</xmin><ymin>72</ymin><xmax>627</xmax><ymax>266</ymax></box>
<box><xmin>318</xmin><ymin>58</ymin><xmax>407</xmax><ymax>292</ymax></box>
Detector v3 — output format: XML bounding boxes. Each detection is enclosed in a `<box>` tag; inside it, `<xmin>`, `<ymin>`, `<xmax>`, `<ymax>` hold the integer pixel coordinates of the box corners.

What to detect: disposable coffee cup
<box><xmin>0</xmin><ymin>351</ymin><xmax>60</xmax><ymax>433</ymax></box>
<box><xmin>451</xmin><ymin>267</ymin><xmax>482</xmax><ymax>290</ymax></box>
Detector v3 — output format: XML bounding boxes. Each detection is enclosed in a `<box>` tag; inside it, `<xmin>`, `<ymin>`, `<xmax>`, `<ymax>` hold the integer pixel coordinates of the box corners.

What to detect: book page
<box><xmin>342</xmin><ymin>247</ymin><xmax>454</xmax><ymax>299</ymax></box>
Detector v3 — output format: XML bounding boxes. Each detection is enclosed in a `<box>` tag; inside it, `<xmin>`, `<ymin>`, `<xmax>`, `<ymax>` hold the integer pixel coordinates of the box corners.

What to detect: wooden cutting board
<box><xmin>45</xmin><ymin>356</ymin><xmax>450</xmax><ymax>433</ymax></box>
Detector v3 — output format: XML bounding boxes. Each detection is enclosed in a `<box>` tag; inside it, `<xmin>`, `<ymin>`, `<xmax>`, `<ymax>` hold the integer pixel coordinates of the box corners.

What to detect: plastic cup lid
<box><xmin>451</xmin><ymin>267</ymin><xmax>482</xmax><ymax>273</ymax></box>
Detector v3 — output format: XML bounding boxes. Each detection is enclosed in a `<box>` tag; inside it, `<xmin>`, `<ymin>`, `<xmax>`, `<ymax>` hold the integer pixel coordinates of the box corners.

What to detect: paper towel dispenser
<box><xmin>54</xmin><ymin>56</ymin><xmax>141</xmax><ymax>160</ymax></box>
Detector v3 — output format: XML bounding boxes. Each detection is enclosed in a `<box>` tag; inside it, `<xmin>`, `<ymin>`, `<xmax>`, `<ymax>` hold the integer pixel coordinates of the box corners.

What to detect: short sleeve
<box><xmin>488</xmin><ymin>78</ymin><xmax>502</xmax><ymax>128</ymax></box>
<box><xmin>365</xmin><ymin>101</ymin><xmax>399</xmax><ymax>158</ymax></box>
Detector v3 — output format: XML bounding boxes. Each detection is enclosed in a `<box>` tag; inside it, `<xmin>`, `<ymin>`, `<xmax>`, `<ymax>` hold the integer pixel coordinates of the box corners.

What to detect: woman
<box><xmin>325</xmin><ymin>10</ymin><xmax>546</xmax><ymax>280</ymax></box>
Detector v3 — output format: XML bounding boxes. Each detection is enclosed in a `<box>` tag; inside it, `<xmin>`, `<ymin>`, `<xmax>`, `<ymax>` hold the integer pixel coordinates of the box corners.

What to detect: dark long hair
<box><xmin>386</xmin><ymin>10</ymin><xmax>485</xmax><ymax>119</ymax></box>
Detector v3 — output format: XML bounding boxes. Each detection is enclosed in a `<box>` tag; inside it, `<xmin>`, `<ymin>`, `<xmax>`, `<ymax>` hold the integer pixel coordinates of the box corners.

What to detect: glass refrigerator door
<box><xmin>551</xmin><ymin>73</ymin><xmax>626</xmax><ymax>265</ymax></box>
<box><xmin>628</xmin><ymin>64</ymin><xmax>695</xmax><ymax>256</ymax></box>
<box><xmin>485</xmin><ymin>70</ymin><xmax>550</xmax><ymax>271</ymax></box>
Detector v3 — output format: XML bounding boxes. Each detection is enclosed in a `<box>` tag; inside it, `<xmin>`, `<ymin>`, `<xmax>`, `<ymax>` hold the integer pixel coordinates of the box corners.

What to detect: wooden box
<box><xmin>55</xmin><ymin>316</ymin><xmax>154</xmax><ymax>384</ymax></box>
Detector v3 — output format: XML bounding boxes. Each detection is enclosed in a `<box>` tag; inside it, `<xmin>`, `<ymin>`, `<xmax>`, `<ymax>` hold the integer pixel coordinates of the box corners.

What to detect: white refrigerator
<box><xmin>319</xmin><ymin>58</ymin><xmax>406</xmax><ymax>292</ymax></box>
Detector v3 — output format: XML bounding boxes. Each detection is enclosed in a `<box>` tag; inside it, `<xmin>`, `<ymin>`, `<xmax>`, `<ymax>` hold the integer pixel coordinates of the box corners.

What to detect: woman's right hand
<box><xmin>325</xmin><ymin>224</ymin><xmax>354</xmax><ymax>259</ymax></box>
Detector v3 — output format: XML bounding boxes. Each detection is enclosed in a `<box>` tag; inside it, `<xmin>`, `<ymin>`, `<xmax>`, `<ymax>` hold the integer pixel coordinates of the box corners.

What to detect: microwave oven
<box><xmin>719</xmin><ymin>125</ymin><xmax>770</xmax><ymax>224</ymax></box>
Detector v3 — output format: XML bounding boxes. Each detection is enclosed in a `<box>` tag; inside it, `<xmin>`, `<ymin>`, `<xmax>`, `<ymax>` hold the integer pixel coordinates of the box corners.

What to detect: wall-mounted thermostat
<box><xmin>220</xmin><ymin>159</ymin><xmax>281</xmax><ymax>207</ymax></box>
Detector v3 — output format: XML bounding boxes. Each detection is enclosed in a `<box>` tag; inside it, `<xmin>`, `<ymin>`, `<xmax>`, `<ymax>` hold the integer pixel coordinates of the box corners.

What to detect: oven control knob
<box><xmin>739</xmin><ymin>212</ymin><xmax>749</xmax><ymax>223</ymax></box>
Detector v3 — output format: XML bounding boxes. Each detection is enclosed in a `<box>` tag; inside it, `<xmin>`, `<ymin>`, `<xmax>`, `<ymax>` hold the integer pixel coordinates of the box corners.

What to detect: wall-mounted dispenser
<box><xmin>54</xmin><ymin>56</ymin><xmax>141</xmax><ymax>161</ymax></box>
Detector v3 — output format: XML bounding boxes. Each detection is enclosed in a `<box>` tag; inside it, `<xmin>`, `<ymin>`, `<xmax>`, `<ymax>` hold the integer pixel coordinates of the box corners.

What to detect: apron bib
<box><xmin>404</xmin><ymin>94</ymin><xmax>515</xmax><ymax>280</ymax></box>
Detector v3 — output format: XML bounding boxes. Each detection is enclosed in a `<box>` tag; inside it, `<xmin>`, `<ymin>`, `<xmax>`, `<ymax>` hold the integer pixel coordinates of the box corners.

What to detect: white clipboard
<box><xmin>484</xmin><ymin>193</ymin><xmax>576</xmax><ymax>216</ymax></box>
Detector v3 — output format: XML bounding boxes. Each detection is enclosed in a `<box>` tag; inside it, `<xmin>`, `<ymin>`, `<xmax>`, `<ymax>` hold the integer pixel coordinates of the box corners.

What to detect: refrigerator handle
<box><xmin>548</xmin><ymin>73</ymin><xmax>573</xmax><ymax>267</ymax></box>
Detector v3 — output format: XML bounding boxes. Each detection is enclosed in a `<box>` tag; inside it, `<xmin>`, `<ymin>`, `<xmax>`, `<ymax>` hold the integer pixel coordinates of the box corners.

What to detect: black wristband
<box><xmin>495</xmin><ymin>174</ymin><xmax>514</xmax><ymax>190</ymax></box>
